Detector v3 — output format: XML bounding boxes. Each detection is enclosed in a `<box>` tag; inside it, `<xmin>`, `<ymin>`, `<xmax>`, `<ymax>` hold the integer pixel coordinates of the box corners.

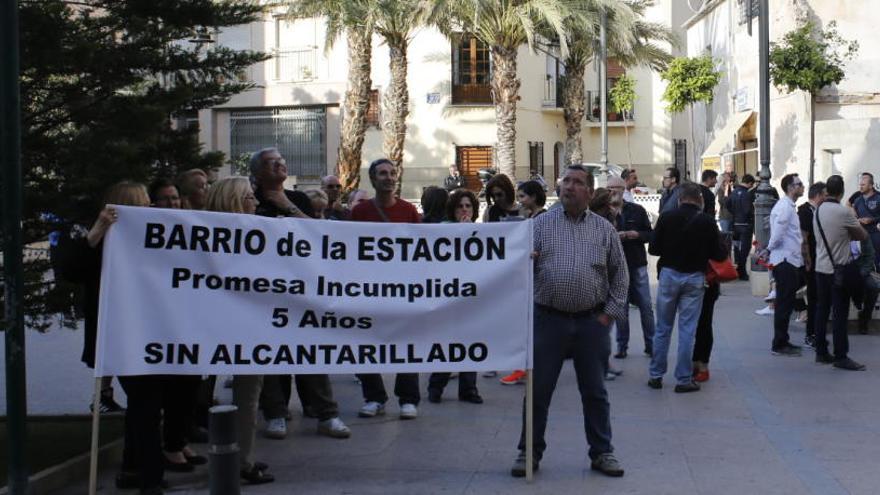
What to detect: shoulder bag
<box><xmin>815</xmin><ymin>203</ymin><xmax>862</xmax><ymax>289</ymax></box>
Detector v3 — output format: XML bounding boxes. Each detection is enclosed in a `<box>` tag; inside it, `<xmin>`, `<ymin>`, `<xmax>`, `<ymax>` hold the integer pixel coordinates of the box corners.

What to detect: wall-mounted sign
<box><xmin>426</xmin><ymin>93</ymin><xmax>441</xmax><ymax>104</ymax></box>
<box><xmin>735</xmin><ymin>87</ymin><xmax>752</xmax><ymax>112</ymax></box>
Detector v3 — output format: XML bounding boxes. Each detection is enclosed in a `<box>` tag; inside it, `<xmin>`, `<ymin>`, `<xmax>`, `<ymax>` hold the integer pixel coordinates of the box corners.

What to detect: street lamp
<box><xmin>752</xmin><ymin>0</ymin><xmax>775</xmax><ymax>272</ymax></box>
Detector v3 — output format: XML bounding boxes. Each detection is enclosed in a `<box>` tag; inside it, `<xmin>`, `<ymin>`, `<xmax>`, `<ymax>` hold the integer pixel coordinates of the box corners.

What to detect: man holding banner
<box><xmin>512</xmin><ymin>165</ymin><xmax>628</xmax><ymax>478</ymax></box>
<box><xmin>352</xmin><ymin>158</ymin><xmax>423</xmax><ymax>420</ymax></box>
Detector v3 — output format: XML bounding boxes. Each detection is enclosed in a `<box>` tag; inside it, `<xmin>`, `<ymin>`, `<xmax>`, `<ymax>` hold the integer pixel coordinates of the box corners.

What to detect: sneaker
<box><xmin>399</xmin><ymin>403</ymin><xmax>418</xmax><ymax>420</ymax></box>
<box><xmin>694</xmin><ymin>369</ymin><xmax>710</xmax><ymax>382</ymax></box>
<box><xmin>764</xmin><ymin>290</ymin><xmax>776</xmax><ymax>303</ymax></box>
<box><xmin>674</xmin><ymin>381</ymin><xmax>701</xmax><ymax>393</ymax></box>
<box><xmin>317</xmin><ymin>417</ymin><xmax>351</xmax><ymax>439</ymax></box>
<box><xmin>796</xmin><ymin>311</ymin><xmax>808</xmax><ymax>323</ymax></box>
<box><xmin>647</xmin><ymin>378</ymin><xmax>662</xmax><ymax>389</ymax></box>
<box><xmin>590</xmin><ymin>453</ymin><xmax>625</xmax><ymax>477</ymax></box>
<box><xmin>500</xmin><ymin>370</ymin><xmax>527</xmax><ymax>385</ymax></box>
<box><xmin>613</xmin><ymin>349</ymin><xmax>627</xmax><ymax>359</ymax></box>
<box><xmin>264</xmin><ymin>418</ymin><xmax>287</xmax><ymax>439</ymax></box>
<box><xmin>510</xmin><ymin>451</ymin><xmax>539</xmax><ymax>478</ymax></box>
<box><xmin>771</xmin><ymin>344</ymin><xmax>802</xmax><ymax>357</ymax></box>
<box><xmin>604</xmin><ymin>371</ymin><xmax>617</xmax><ymax>381</ymax></box>
<box><xmin>459</xmin><ymin>393</ymin><xmax>483</xmax><ymax>404</ymax></box>
<box><xmin>91</xmin><ymin>389</ymin><xmax>125</xmax><ymax>415</ymax></box>
<box><xmin>481</xmin><ymin>371</ymin><xmax>497</xmax><ymax>378</ymax></box>
<box><xmin>427</xmin><ymin>389</ymin><xmax>442</xmax><ymax>403</ymax></box>
<box><xmin>815</xmin><ymin>353</ymin><xmax>834</xmax><ymax>365</ymax></box>
<box><xmin>804</xmin><ymin>335</ymin><xmax>816</xmax><ymax>349</ymax></box>
<box><xmin>358</xmin><ymin>401</ymin><xmax>386</xmax><ymax>418</ymax></box>
<box><xmin>833</xmin><ymin>357</ymin><xmax>867</xmax><ymax>371</ymax></box>
<box><xmin>755</xmin><ymin>305</ymin><xmax>774</xmax><ymax>316</ymax></box>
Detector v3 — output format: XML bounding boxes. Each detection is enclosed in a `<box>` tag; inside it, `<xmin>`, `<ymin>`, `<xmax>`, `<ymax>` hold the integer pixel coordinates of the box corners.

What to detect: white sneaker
<box><xmin>399</xmin><ymin>403</ymin><xmax>418</xmax><ymax>420</ymax></box>
<box><xmin>755</xmin><ymin>305</ymin><xmax>774</xmax><ymax>316</ymax></box>
<box><xmin>317</xmin><ymin>417</ymin><xmax>351</xmax><ymax>438</ymax></box>
<box><xmin>264</xmin><ymin>417</ymin><xmax>287</xmax><ymax>439</ymax></box>
<box><xmin>764</xmin><ymin>290</ymin><xmax>776</xmax><ymax>303</ymax></box>
<box><xmin>358</xmin><ymin>401</ymin><xmax>385</xmax><ymax>418</ymax></box>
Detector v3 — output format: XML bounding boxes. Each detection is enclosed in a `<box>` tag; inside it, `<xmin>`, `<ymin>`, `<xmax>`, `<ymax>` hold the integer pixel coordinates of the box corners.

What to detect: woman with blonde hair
<box><xmin>204</xmin><ymin>177</ymin><xmax>273</xmax><ymax>484</ymax></box>
<box><xmin>75</xmin><ymin>181</ymin><xmax>167</xmax><ymax>492</ymax></box>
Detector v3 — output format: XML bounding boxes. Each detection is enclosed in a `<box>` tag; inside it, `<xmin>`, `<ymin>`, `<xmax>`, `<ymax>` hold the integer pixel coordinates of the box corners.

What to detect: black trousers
<box><xmin>161</xmin><ymin>375</ymin><xmax>200</xmax><ymax>452</ymax></box>
<box><xmin>356</xmin><ymin>373</ymin><xmax>420</xmax><ymax>406</ymax></box>
<box><xmin>260</xmin><ymin>374</ymin><xmax>340</xmax><ymax>421</ymax></box>
<box><xmin>428</xmin><ymin>372</ymin><xmax>478</xmax><ymax>398</ymax></box>
<box><xmin>803</xmin><ymin>268</ymin><xmax>818</xmax><ymax>339</ymax></box>
<box><xmin>118</xmin><ymin>375</ymin><xmax>164</xmax><ymax>490</ymax></box>
<box><xmin>693</xmin><ymin>282</ymin><xmax>720</xmax><ymax>364</ymax></box>
<box><xmin>733</xmin><ymin>224</ymin><xmax>753</xmax><ymax>276</ymax></box>
<box><xmin>772</xmin><ymin>261</ymin><xmax>799</xmax><ymax>350</ymax></box>
<box><xmin>815</xmin><ymin>273</ymin><xmax>851</xmax><ymax>359</ymax></box>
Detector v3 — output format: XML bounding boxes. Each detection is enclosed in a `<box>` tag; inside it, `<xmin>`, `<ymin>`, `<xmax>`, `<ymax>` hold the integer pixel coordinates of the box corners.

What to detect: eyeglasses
<box><xmin>324</xmin><ymin>184</ymin><xmax>342</xmax><ymax>189</ymax></box>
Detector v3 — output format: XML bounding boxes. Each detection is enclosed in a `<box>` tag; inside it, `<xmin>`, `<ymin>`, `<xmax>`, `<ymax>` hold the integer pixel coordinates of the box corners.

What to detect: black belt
<box><xmin>535</xmin><ymin>304</ymin><xmax>602</xmax><ymax>319</ymax></box>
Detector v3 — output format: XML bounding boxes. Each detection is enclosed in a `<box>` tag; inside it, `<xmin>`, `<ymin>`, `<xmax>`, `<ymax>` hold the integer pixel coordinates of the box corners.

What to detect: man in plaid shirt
<box><xmin>511</xmin><ymin>165</ymin><xmax>628</xmax><ymax>479</ymax></box>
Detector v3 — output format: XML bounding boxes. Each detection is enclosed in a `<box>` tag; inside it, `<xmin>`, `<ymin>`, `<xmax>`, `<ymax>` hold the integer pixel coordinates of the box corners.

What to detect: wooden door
<box><xmin>456</xmin><ymin>146</ymin><xmax>493</xmax><ymax>192</ymax></box>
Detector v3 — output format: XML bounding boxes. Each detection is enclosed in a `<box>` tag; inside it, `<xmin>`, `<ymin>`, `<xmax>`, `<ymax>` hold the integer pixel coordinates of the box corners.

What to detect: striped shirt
<box><xmin>533</xmin><ymin>207</ymin><xmax>629</xmax><ymax>321</ymax></box>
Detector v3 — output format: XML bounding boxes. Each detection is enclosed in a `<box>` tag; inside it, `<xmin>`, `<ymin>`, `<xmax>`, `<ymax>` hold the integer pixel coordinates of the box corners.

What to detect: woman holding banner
<box><xmin>84</xmin><ymin>181</ymin><xmax>168</xmax><ymax>492</ymax></box>
<box><xmin>205</xmin><ymin>177</ymin><xmax>275</xmax><ymax>485</ymax></box>
<box><xmin>427</xmin><ymin>190</ymin><xmax>484</xmax><ymax>404</ymax></box>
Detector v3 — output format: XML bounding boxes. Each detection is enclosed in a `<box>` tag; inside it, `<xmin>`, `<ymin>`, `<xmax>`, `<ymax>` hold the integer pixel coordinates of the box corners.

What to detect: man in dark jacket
<box><xmin>607</xmin><ymin>176</ymin><xmax>654</xmax><ymax>358</ymax></box>
<box><xmin>659</xmin><ymin>167</ymin><xmax>681</xmax><ymax>214</ymax></box>
<box><xmin>726</xmin><ymin>174</ymin><xmax>756</xmax><ymax>280</ymax></box>
<box><xmin>648</xmin><ymin>183</ymin><xmax>727</xmax><ymax>393</ymax></box>
<box><xmin>443</xmin><ymin>163</ymin><xmax>466</xmax><ymax>191</ymax></box>
<box><xmin>700</xmin><ymin>169</ymin><xmax>718</xmax><ymax>217</ymax></box>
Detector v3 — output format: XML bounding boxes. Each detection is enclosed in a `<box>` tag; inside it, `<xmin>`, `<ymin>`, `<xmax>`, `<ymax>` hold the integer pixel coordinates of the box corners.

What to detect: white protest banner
<box><xmin>94</xmin><ymin>206</ymin><xmax>533</xmax><ymax>376</ymax></box>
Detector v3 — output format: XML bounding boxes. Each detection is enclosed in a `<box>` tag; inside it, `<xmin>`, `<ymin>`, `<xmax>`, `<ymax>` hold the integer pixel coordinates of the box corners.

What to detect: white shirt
<box><xmin>768</xmin><ymin>196</ymin><xmax>803</xmax><ymax>267</ymax></box>
<box><xmin>623</xmin><ymin>189</ymin><xmax>634</xmax><ymax>203</ymax></box>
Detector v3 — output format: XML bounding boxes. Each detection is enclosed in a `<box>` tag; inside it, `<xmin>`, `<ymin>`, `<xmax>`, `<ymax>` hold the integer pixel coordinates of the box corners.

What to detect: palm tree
<box><xmin>560</xmin><ymin>0</ymin><xmax>676</xmax><ymax>166</ymax></box>
<box><xmin>288</xmin><ymin>0</ymin><xmax>376</xmax><ymax>192</ymax></box>
<box><xmin>373</xmin><ymin>0</ymin><xmax>427</xmax><ymax>194</ymax></box>
<box><xmin>428</xmin><ymin>0</ymin><xmax>573</xmax><ymax>180</ymax></box>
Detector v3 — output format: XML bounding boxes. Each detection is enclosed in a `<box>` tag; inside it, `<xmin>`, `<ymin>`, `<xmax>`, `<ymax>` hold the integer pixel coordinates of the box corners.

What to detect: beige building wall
<box><xmin>199</xmin><ymin>4</ymin><xmax>696</xmax><ymax>198</ymax></box>
<box><xmin>684</xmin><ymin>0</ymin><xmax>880</xmax><ymax>193</ymax></box>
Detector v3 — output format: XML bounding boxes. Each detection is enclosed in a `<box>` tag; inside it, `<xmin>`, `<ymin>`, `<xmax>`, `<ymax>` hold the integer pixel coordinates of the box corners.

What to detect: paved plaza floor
<box><xmin>5</xmin><ymin>278</ymin><xmax>880</xmax><ymax>494</ymax></box>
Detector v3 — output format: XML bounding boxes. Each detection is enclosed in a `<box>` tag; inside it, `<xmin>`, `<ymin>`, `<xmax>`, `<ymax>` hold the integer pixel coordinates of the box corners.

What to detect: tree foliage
<box><xmin>18</xmin><ymin>0</ymin><xmax>268</xmax><ymax>237</ymax></box>
<box><xmin>610</xmin><ymin>73</ymin><xmax>636</xmax><ymax>116</ymax></box>
<box><xmin>6</xmin><ymin>0</ymin><xmax>268</xmax><ymax>330</ymax></box>
<box><xmin>769</xmin><ymin>20</ymin><xmax>858</xmax><ymax>95</ymax></box>
<box><xmin>661</xmin><ymin>55</ymin><xmax>721</xmax><ymax>113</ymax></box>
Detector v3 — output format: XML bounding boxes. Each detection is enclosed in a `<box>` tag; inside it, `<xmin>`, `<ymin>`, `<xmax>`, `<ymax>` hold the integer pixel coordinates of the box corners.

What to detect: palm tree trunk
<box><xmin>490</xmin><ymin>46</ymin><xmax>520</xmax><ymax>180</ymax></box>
<box><xmin>382</xmin><ymin>36</ymin><xmax>409</xmax><ymax>196</ymax></box>
<box><xmin>337</xmin><ymin>27</ymin><xmax>373</xmax><ymax>193</ymax></box>
<box><xmin>562</xmin><ymin>64</ymin><xmax>586</xmax><ymax>166</ymax></box>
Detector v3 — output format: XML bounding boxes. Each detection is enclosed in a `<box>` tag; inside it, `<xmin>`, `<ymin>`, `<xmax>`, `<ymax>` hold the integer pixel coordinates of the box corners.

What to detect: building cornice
<box><xmin>681</xmin><ymin>0</ymin><xmax>727</xmax><ymax>30</ymax></box>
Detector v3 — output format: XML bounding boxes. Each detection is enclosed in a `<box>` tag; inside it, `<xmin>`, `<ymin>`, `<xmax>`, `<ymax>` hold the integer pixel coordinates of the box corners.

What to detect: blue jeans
<box><xmin>616</xmin><ymin>265</ymin><xmax>655</xmax><ymax>352</ymax></box>
<box><xmin>718</xmin><ymin>219</ymin><xmax>732</xmax><ymax>234</ymax></box>
<box><xmin>518</xmin><ymin>305</ymin><xmax>613</xmax><ymax>460</ymax></box>
<box><xmin>650</xmin><ymin>269</ymin><xmax>706</xmax><ymax>385</ymax></box>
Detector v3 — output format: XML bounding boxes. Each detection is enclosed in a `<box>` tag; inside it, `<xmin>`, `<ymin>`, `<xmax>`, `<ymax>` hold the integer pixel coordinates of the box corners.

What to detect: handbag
<box><xmin>815</xmin><ymin>204</ymin><xmax>863</xmax><ymax>289</ymax></box>
<box><xmin>707</xmin><ymin>257</ymin><xmax>738</xmax><ymax>284</ymax></box>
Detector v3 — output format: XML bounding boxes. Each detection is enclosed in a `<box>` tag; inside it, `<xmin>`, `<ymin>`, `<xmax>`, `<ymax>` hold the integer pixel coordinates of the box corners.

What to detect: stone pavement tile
<box><xmin>798</xmin><ymin>427</ymin><xmax>880</xmax><ymax>461</ymax></box>
<box><xmin>264</xmin><ymin>467</ymin><xmax>472</xmax><ymax>495</ymax></box>
<box><xmin>821</xmin><ymin>460</ymin><xmax>880</xmax><ymax>495</ymax></box>
<box><xmin>686</xmin><ymin>455</ymin><xmax>808</xmax><ymax>495</ymax></box>
<box><xmin>678</xmin><ymin>425</ymin><xmax>779</xmax><ymax>462</ymax></box>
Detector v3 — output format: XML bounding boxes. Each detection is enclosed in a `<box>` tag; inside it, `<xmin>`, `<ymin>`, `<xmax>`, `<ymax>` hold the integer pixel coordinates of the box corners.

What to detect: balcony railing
<box><xmin>586</xmin><ymin>90</ymin><xmax>632</xmax><ymax>122</ymax></box>
<box><xmin>273</xmin><ymin>47</ymin><xmax>318</xmax><ymax>82</ymax></box>
<box><xmin>542</xmin><ymin>77</ymin><xmax>563</xmax><ymax>108</ymax></box>
<box><xmin>451</xmin><ymin>83</ymin><xmax>492</xmax><ymax>105</ymax></box>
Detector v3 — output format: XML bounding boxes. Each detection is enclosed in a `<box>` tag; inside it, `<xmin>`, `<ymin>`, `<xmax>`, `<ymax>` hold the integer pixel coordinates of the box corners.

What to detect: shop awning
<box><xmin>701</xmin><ymin>111</ymin><xmax>755</xmax><ymax>160</ymax></box>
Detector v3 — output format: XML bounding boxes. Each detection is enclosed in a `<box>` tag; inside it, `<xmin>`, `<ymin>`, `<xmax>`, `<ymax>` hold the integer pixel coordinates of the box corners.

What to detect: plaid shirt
<box><xmin>533</xmin><ymin>207</ymin><xmax>629</xmax><ymax>321</ymax></box>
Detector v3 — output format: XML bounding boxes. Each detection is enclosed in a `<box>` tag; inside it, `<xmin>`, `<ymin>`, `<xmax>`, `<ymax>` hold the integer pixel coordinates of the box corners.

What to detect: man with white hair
<box><xmin>607</xmin><ymin>176</ymin><xmax>654</xmax><ymax>358</ymax></box>
<box><xmin>321</xmin><ymin>175</ymin><xmax>348</xmax><ymax>220</ymax></box>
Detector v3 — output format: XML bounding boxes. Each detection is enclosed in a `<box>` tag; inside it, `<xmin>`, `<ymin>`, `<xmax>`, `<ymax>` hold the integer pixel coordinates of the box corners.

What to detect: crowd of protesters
<box><xmin>54</xmin><ymin>151</ymin><xmax>878</xmax><ymax>494</ymax></box>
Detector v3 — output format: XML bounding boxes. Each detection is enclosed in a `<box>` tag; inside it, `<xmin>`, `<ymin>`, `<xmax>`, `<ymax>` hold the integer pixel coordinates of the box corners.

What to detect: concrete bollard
<box><xmin>208</xmin><ymin>405</ymin><xmax>240</xmax><ymax>495</ymax></box>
